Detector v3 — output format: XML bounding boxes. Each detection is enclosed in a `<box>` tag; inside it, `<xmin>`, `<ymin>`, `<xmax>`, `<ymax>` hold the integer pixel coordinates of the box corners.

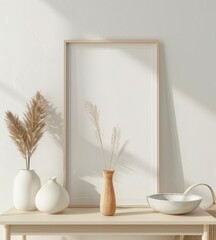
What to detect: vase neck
<box><xmin>49</xmin><ymin>176</ymin><xmax>57</xmax><ymax>183</ymax></box>
<box><xmin>102</xmin><ymin>170</ymin><xmax>114</xmax><ymax>179</ymax></box>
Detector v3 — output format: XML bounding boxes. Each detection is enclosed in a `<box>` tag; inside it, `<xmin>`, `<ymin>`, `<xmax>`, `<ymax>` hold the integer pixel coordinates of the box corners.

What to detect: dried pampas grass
<box><xmin>84</xmin><ymin>100</ymin><xmax>125</xmax><ymax>170</ymax></box>
<box><xmin>5</xmin><ymin>91</ymin><xmax>47</xmax><ymax>170</ymax></box>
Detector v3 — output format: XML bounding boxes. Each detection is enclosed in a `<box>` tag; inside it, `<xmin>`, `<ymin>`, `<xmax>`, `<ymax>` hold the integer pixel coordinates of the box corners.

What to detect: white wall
<box><xmin>0</xmin><ymin>0</ymin><xmax>216</xmax><ymax>239</ymax></box>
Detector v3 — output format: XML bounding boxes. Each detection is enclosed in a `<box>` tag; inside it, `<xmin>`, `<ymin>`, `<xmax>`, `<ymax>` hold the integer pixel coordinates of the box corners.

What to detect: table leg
<box><xmin>3</xmin><ymin>225</ymin><xmax>10</xmax><ymax>240</ymax></box>
<box><xmin>202</xmin><ymin>225</ymin><xmax>209</xmax><ymax>240</ymax></box>
<box><xmin>20</xmin><ymin>235</ymin><xmax>26</xmax><ymax>240</ymax></box>
<box><xmin>179</xmin><ymin>236</ymin><xmax>184</xmax><ymax>240</ymax></box>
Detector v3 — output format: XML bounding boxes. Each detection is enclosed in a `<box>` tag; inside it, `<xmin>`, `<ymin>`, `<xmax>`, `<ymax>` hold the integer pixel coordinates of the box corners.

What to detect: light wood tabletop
<box><xmin>0</xmin><ymin>207</ymin><xmax>216</xmax><ymax>240</ymax></box>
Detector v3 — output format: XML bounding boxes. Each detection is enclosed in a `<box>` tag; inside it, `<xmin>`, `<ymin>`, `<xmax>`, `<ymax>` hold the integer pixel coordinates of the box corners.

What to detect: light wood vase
<box><xmin>100</xmin><ymin>170</ymin><xmax>116</xmax><ymax>216</ymax></box>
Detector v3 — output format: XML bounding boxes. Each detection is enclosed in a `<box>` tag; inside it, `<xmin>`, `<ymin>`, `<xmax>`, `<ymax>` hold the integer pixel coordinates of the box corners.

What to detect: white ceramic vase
<box><xmin>35</xmin><ymin>177</ymin><xmax>70</xmax><ymax>214</ymax></box>
<box><xmin>13</xmin><ymin>169</ymin><xmax>41</xmax><ymax>211</ymax></box>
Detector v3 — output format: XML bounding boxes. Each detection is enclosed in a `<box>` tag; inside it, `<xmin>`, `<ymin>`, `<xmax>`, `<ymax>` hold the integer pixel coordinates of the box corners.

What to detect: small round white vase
<box><xmin>35</xmin><ymin>177</ymin><xmax>70</xmax><ymax>214</ymax></box>
<box><xmin>13</xmin><ymin>169</ymin><xmax>41</xmax><ymax>211</ymax></box>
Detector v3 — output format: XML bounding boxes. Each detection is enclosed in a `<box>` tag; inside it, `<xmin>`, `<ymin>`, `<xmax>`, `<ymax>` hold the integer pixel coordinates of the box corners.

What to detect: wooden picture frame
<box><xmin>64</xmin><ymin>40</ymin><xmax>159</xmax><ymax>207</ymax></box>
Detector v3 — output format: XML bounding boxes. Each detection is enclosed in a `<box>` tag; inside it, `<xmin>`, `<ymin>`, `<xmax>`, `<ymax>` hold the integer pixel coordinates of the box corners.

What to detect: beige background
<box><xmin>0</xmin><ymin>0</ymin><xmax>216</xmax><ymax>239</ymax></box>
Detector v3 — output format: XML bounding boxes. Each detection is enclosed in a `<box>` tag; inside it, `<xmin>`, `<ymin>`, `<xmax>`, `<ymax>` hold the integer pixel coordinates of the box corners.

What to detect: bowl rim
<box><xmin>147</xmin><ymin>193</ymin><xmax>203</xmax><ymax>202</ymax></box>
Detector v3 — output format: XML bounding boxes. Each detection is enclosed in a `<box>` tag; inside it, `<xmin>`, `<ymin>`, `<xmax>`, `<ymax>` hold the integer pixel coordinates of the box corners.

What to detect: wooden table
<box><xmin>0</xmin><ymin>207</ymin><xmax>216</xmax><ymax>240</ymax></box>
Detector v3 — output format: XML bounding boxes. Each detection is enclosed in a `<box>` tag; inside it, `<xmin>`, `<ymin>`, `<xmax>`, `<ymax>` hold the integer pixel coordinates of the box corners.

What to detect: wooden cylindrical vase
<box><xmin>100</xmin><ymin>170</ymin><xmax>116</xmax><ymax>216</ymax></box>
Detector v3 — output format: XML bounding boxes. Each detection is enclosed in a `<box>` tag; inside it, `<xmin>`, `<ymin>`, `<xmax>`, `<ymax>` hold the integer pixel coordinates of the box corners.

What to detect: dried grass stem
<box><xmin>84</xmin><ymin>100</ymin><xmax>125</xmax><ymax>170</ymax></box>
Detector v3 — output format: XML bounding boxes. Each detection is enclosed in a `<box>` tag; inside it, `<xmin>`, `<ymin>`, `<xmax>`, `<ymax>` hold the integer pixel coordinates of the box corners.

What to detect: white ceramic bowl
<box><xmin>147</xmin><ymin>193</ymin><xmax>202</xmax><ymax>215</ymax></box>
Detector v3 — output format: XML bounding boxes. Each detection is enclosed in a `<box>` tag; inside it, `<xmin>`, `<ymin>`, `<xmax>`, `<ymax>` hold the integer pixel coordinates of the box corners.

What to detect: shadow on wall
<box><xmin>0</xmin><ymin>82</ymin><xmax>28</xmax><ymax>104</ymax></box>
<box><xmin>45</xmin><ymin>100</ymin><xmax>64</xmax><ymax>152</ymax></box>
<box><xmin>159</xmin><ymin>43</ymin><xmax>184</xmax><ymax>192</ymax></box>
<box><xmin>67</xmin><ymin>136</ymin><xmax>143</xmax><ymax>206</ymax></box>
<box><xmin>42</xmin><ymin>0</ymin><xmax>134</xmax><ymax>35</ymax></box>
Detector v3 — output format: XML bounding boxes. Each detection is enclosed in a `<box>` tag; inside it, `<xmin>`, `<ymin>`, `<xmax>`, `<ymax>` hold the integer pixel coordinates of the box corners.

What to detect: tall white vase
<box><xmin>13</xmin><ymin>169</ymin><xmax>41</xmax><ymax>211</ymax></box>
<box><xmin>35</xmin><ymin>177</ymin><xmax>70</xmax><ymax>214</ymax></box>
